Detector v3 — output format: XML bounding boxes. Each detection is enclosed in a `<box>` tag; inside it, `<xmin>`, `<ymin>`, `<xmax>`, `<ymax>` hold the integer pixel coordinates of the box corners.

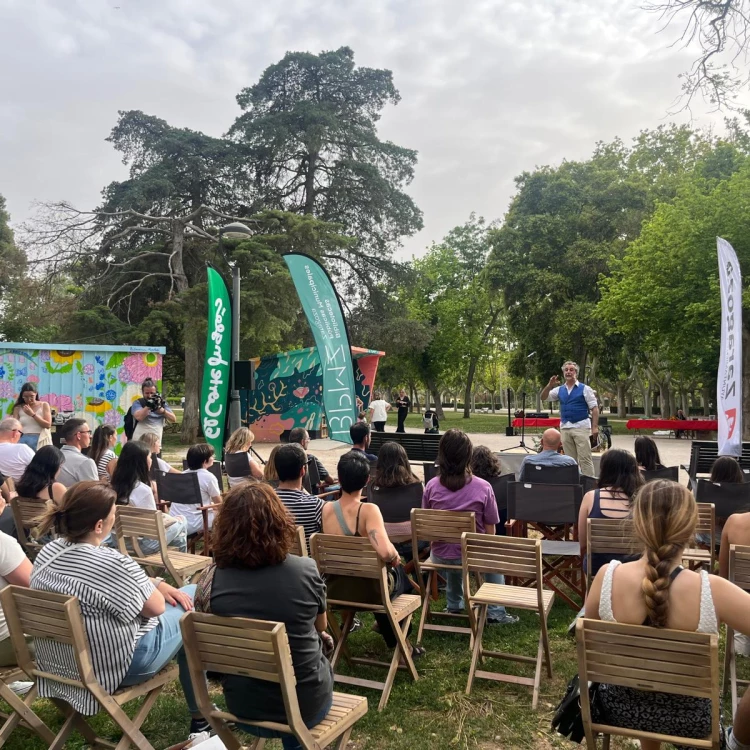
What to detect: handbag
<box><xmin>36</xmin><ymin>428</ymin><xmax>53</xmax><ymax>449</ymax></box>
<box><xmin>387</xmin><ymin>563</ymin><xmax>412</xmax><ymax>598</ymax></box>
<box><xmin>551</xmin><ymin>673</ymin><xmax>600</xmax><ymax>744</ymax></box>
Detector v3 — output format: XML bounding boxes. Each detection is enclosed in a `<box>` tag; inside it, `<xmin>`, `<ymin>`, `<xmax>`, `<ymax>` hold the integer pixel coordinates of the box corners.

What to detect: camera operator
<box><xmin>131</xmin><ymin>378</ymin><xmax>176</xmax><ymax>442</ymax></box>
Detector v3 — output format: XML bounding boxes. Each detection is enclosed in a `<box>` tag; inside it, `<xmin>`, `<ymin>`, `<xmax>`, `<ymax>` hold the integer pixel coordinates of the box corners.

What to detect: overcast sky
<box><xmin>0</xmin><ymin>0</ymin><xmax>741</xmax><ymax>258</ymax></box>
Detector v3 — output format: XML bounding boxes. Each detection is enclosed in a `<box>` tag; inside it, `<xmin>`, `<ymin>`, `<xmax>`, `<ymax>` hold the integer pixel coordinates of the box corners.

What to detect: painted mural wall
<box><xmin>0</xmin><ymin>343</ymin><xmax>165</xmax><ymax>447</ymax></box>
<box><xmin>240</xmin><ymin>346</ymin><xmax>384</xmax><ymax>442</ymax></box>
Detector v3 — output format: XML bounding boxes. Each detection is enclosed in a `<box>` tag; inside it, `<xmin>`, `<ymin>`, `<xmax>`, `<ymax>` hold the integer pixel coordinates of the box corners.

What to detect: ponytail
<box><xmin>632</xmin><ymin>480</ymin><xmax>697</xmax><ymax>628</ymax></box>
<box><xmin>37</xmin><ymin>481</ymin><xmax>116</xmax><ymax>542</ymax></box>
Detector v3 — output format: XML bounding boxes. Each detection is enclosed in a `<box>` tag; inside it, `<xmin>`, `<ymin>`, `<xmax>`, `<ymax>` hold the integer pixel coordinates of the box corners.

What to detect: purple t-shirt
<box><xmin>422</xmin><ymin>475</ymin><xmax>500</xmax><ymax>559</ymax></box>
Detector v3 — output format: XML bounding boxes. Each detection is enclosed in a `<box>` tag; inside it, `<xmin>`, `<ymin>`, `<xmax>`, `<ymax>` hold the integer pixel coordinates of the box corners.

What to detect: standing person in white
<box><xmin>368</xmin><ymin>392</ymin><xmax>392</xmax><ymax>432</ymax></box>
<box><xmin>0</xmin><ymin>418</ymin><xmax>35</xmax><ymax>482</ymax></box>
<box><xmin>130</xmin><ymin>378</ymin><xmax>176</xmax><ymax>442</ymax></box>
<box><xmin>540</xmin><ymin>361</ymin><xmax>599</xmax><ymax>478</ymax></box>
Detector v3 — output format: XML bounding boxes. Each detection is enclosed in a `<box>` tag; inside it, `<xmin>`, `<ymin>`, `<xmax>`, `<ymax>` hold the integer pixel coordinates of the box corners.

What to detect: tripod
<box><xmin>500</xmin><ymin>389</ymin><xmax>532</xmax><ymax>453</ymax></box>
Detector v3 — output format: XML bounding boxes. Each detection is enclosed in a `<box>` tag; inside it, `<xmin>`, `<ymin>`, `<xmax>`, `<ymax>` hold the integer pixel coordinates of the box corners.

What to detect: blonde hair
<box><xmin>263</xmin><ymin>445</ymin><xmax>280</xmax><ymax>481</ymax></box>
<box><xmin>632</xmin><ymin>480</ymin><xmax>697</xmax><ymax>628</ymax></box>
<box><xmin>137</xmin><ymin>432</ymin><xmax>160</xmax><ymax>451</ymax></box>
<box><xmin>225</xmin><ymin>427</ymin><xmax>255</xmax><ymax>454</ymax></box>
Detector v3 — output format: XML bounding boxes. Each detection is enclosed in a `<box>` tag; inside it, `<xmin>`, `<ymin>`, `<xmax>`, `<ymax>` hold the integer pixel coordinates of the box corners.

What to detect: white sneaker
<box><xmin>185</xmin><ymin>731</ymin><xmax>212</xmax><ymax>747</ymax></box>
<box><xmin>8</xmin><ymin>681</ymin><xmax>33</xmax><ymax>696</ymax></box>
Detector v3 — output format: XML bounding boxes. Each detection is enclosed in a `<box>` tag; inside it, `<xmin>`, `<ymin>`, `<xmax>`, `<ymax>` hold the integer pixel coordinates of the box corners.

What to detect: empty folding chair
<box><xmin>462</xmin><ymin>533</ymin><xmax>554</xmax><ymax>708</ymax></box>
<box><xmin>180</xmin><ymin>612</ymin><xmax>368</xmax><ymax>749</ymax></box>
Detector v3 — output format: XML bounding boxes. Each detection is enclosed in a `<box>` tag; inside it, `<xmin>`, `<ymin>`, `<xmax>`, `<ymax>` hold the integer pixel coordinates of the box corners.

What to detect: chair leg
<box><xmin>416</xmin><ymin>572</ymin><xmax>434</xmax><ymax>645</ymax></box>
<box><xmin>541</xmin><ymin>609</ymin><xmax>553</xmax><ymax>679</ymax></box>
<box><xmin>465</xmin><ymin>604</ymin><xmax>487</xmax><ymax>695</ymax></box>
<box><xmin>0</xmin><ymin>682</ymin><xmax>54</xmax><ymax>744</ymax></box>
<box><xmin>205</xmin><ymin>715</ymin><xmax>243</xmax><ymax>750</ymax></box>
<box><xmin>113</xmin><ymin>685</ymin><xmax>164</xmax><ymax>750</ymax></box>
<box><xmin>723</xmin><ymin>627</ymin><xmax>733</xmax><ymax>698</ymax></box>
<box><xmin>602</xmin><ymin>734</ymin><xmax>611</xmax><ymax>749</ymax></box>
<box><xmin>731</xmin><ymin>628</ymin><xmax>739</xmax><ymax>717</ymax></box>
<box><xmin>99</xmin><ymin>694</ymin><xmax>156</xmax><ymax>750</ymax></box>
<box><xmin>330</xmin><ymin>611</ymin><xmax>355</xmax><ymax>671</ymax></box>
<box><xmin>333</xmin><ymin>727</ymin><xmax>353</xmax><ymax>749</ymax></box>
<box><xmin>247</xmin><ymin>739</ymin><xmax>266</xmax><ymax>749</ymax></box>
<box><xmin>48</xmin><ymin>712</ymin><xmax>78</xmax><ymax>750</ymax></box>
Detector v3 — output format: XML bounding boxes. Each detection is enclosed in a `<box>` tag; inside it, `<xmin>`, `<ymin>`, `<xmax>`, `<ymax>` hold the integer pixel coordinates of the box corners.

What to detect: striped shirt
<box><xmin>30</xmin><ymin>540</ymin><xmax>157</xmax><ymax>715</ymax></box>
<box><xmin>275</xmin><ymin>488</ymin><xmax>323</xmax><ymax>540</ymax></box>
<box><xmin>96</xmin><ymin>449</ymin><xmax>116</xmax><ymax>479</ymax></box>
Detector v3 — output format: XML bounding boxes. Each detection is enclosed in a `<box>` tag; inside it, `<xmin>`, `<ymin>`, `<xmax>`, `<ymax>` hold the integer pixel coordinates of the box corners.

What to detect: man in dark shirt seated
<box><xmin>288</xmin><ymin>427</ymin><xmax>338</xmax><ymax>494</ymax></box>
<box><xmin>274</xmin><ymin>444</ymin><xmax>323</xmax><ymax>541</ymax></box>
<box><xmin>349</xmin><ymin>422</ymin><xmax>377</xmax><ymax>463</ymax></box>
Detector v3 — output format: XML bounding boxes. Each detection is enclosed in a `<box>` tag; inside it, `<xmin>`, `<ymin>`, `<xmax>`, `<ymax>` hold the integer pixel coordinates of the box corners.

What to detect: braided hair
<box><xmin>632</xmin><ymin>480</ymin><xmax>697</xmax><ymax>628</ymax></box>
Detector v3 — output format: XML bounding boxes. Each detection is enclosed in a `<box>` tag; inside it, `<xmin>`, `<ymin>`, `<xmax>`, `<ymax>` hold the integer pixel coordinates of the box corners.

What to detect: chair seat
<box><xmin>138</xmin><ymin>550</ymin><xmax>211</xmax><ymax>573</ymax></box>
<box><xmin>0</xmin><ymin>667</ymin><xmax>24</xmax><ymax>682</ymax></box>
<box><xmin>309</xmin><ymin>692</ymin><xmax>369</xmax><ymax>743</ymax></box>
<box><xmin>384</xmin><ymin>594</ymin><xmax>421</xmax><ymax>621</ymax></box>
<box><xmin>471</xmin><ymin>583</ymin><xmax>554</xmax><ymax>611</ymax></box>
<box><xmin>112</xmin><ymin>663</ymin><xmax>179</xmax><ymax>704</ymax></box>
<box><xmin>541</xmin><ymin>540</ymin><xmax>580</xmax><ymax>557</ymax></box>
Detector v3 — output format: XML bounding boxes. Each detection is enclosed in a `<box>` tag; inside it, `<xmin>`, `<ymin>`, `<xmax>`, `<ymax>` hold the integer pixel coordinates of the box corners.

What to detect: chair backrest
<box><xmin>156</xmin><ymin>471</ymin><xmax>202</xmax><ymax>505</ymax></box>
<box><xmin>642</xmin><ymin>466</ymin><xmax>680</xmax><ymax>483</ymax></box>
<box><xmin>368</xmin><ymin>431</ymin><xmax>440</xmax><ymax>462</ymax></box>
<box><xmin>367</xmin><ymin>482</ymin><xmax>424</xmax><ymax>523</ymax></box>
<box><xmin>507</xmin><ymin>483</ymin><xmax>582</xmax><ymax>526</ymax></box>
<box><xmin>410</xmin><ymin>508</ymin><xmax>476</xmax><ymax>545</ymax></box>
<box><xmin>422</xmin><ymin>462</ymin><xmax>438</xmax><ymax>483</ymax></box>
<box><xmin>695</xmin><ymin>479</ymin><xmax>750</xmax><ymax>518</ymax></box>
<box><xmin>306</xmin><ymin>456</ymin><xmax>321</xmax><ymax>489</ymax></box>
<box><xmin>688</xmin><ymin>440</ymin><xmax>750</xmax><ymax>478</ymax></box>
<box><xmin>180</xmin><ymin>612</ymin><xmax>313</xmax><ymax>742</ymax></box>
<box><xmin>462</xmin><ymin>532</ymin><xmax>542</xmax><ymax>583</ymax></box>
<box><xmin>729</xmin><ymin>544</ymin><xmax>750</xmax><ymax>592</ymax></box>
<box><xmin>181</xmin><ymin>460</ymin><xmax>223</xmax><ymax>488</ymax></box>
<box><xmin>581</xmin><ymin>475</ymin><xmax>597</xmax><ymax>495</ymax></box>
<box><xmin>290</xmin><ymin>525</ymin><xmax>308</xmax><ymax>557</ymax></box>
<box><xmin>115</xmin><ymin>506</ymin><xmax>167</xmax><ymax>559</ymax></box>
<box><xmin>576</xmin><ymin>618</ymin><xmax>720</xmax><ymax>746</ymax></box>
<box><xmin>487</xmin><ymin>473</ymin><xmax>514</xmax><ymax>514</ymax></box>
<box><xmin>10</xmin><ymin>495</ymin><xmax>49</xmax><ymax>554</ymax></box>
<box><xmin>524</xmin><ymin>464</ymin><xmax>580</xmax><ymax>485</ymax></box>
<box><xmin>586</xmin><ymin>518</ymin><xmax>636</xmax><ymax>589</ymax></box>
<box><xmin>224</xmin><ymin>452</ymin><xmax>252</xmax><ymax>479</ymax></box>
<box><xmin>309</xmin><ymin>533</ymin><xmax>383</xmax><ymax>581</ymax></box>
<box><xmin>149</xmin><ymin>454</ymin><xmax>164</xmax><ymax>482</ymax></box>
<box><xmin>696</xmin><ymin>502</ymin><xmax>715</xmax><ymax>538</ymax></box>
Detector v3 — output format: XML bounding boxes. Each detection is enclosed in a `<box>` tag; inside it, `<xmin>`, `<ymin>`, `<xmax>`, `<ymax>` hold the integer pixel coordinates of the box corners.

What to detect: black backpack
<box><xmin>123</xmin><ymin>407</ymin><xmax>137</xmax><ymax>440</ymax></box>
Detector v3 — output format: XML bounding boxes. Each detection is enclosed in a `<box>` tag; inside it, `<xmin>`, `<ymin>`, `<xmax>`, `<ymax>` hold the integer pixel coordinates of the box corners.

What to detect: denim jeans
<box><xmin>430</xmin><ymin>553</ymin><xmax>507</xmax><ymax>619</ymax></box>
<box><xmin>140</xmin><ymin>515</ymin><xmax>188</xmax><ymax>554</ymax></box>
<box><xmin>238</xmin><ymin>694</ymin><xmax>333</xmax><ymax>750</ymax></box>
<box><xmin>18</xmin><ymin>433</ymin><xmax>39</xmax><ymax>451</ymax></box>
<box><xmin>119</xmin><ymin>583</ymin><xmax>199</xmax><ymax>714</ymax></box>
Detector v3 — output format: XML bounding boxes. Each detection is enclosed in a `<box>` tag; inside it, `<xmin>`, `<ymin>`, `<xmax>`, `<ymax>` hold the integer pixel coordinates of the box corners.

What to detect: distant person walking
<box><xmin>395</xmin><ymin>389</ymin><xmax>410</xmax><ymax>433</ymax></box>
<box><xmin>368</xmin><ymin>392</ymin><xmax>391</xmax><ymax>432</ymax></box>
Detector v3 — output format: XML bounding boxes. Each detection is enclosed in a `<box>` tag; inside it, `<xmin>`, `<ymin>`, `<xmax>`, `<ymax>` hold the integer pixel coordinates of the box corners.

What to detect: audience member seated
<box><xmin>634</xmin><ymin>436</ymin><xmax>665</xmax><ymax>472</ymax></box>
<box><xmin>0</xmin><ymin>529</ymin><xmax>32</xmax><ymax>666</ymax></box>
<box><xmin>274</xmin><ymin>444</ymin><xmax>323</xmax><ymax>541</ymax></box>
<box><xmin>371</xmin><ymin>441</ymin><xmax>424</xmax><ymax>555</ymax></box>
<box><xmin>57</xmin><ymin>418</ymin><xmax>98</xmax><ymax>487</ymax></box>
<box><xmin>32</xmin><ymin>482</ymin><xmax>210</xmax><ymax>740</ymax></box>
<box><xmin>111</xmin><ymin>441</ymin><xmax>187</xmax><ymax>553</ymax></box>
<box><xmin>578</xmin><ymin>449</ymin><xmax>643</xmax><ymax>577</ymax></box>
<box><xmin>518</xmin><ymin>428</ymin><xmax>578</xmax><ymax>481</ymax></box>
<box><xmin>586</xmin><ymin>480</ymin><xmax>750</xmax><ymax>749</ymax></box>
<box><xmin>137</xmin><ymin>432</ymin><xmax>180</xmax><ymax>474</ymax></box>
<box><xmin>224</xmin><ymin>427</ymin><xmax>264</xmax><ymax>486</ymax></box>
<box><xmin>89</xmin><ymin>425</ymin><xmax>118</xmax><ymax>480</ymax></box>
<box><xmin>288</xmin><ymin>427</ymin><xmax>338</xmax><ymax>493</ymax></box>
<box><xmin>170</xmin><ymin>444</ymin><xmax>222</xmax><ymax>535</ymax></box>
<box><xmin>194</xmin><ymin>481</ymin><xmax>334</xmax><ymax>749</ymax></box>
<box><xmin>422</xmin><ymin>429</ymin><xmax>517</xmax><ymax>626</ymax></box>
<box><xmin>0</xmin><ymin>418</ymin><xmax>35</xmax><ymax>482</ymax></box>
<box><xmin>470</xmin><ymin>446</ymin><xmax>507</xmax><ymax>534</ymax></box>
<box><xmin>349</xmin><ymin>422</ymin><xmax>377</xmax><ymax>463</ymax></box>
<box><xmin>16</xmin><ymin>445</ymin><xmax>67</xmax><ymax>504</ymax></box>
<box><xmin>263</xmin><ymin>446</ymin><xmax>281</xmax><ymax>482</ymax></box>
<box><xmin>711</xmin><ymin>455</ymin><xmax>745</xmax><ymax>484</ymax></box>
<box><xmin>322</xmin><ymin>451</ymin><xmax>424</xmax><ymax>655</ymax></box>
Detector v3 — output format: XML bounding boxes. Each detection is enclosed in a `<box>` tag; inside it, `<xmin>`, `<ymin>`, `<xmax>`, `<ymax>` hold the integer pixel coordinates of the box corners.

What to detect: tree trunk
<box><xmin>701</xmin><ymin>386</ymin><xmax>712</xmax><ymax>416</ymax></box>
<box><xmin>463</xmin><ymin>356</ymin><xmax>479</xmax><ymax>419</ymax></box>
<box><xmin>627</xmin><ymin>391</ymin><xmax>634</xmax><ymax>413</ymax></box>
<box><xmin>659</xmin><ymin>384</ymin><xmax>670</xmax><ymax>419</ymax></box>
<box><xmin>669</xmin><ymin>389</ymin><xmax>677</xmax><ymax>419</ymax></box>
<box><xmin>303</xmin><ymin>151</ymin><xmax>318</xmax><ymax>215</ymax></box>
<box><xmin>181</xmin><ymin>319</ymin><xmax>203</xmax><ymax>443</ymax></box>
<box><xmin>427</xmin><ymin>380</ymin><xmax>443</xmax><ymax>419</ymax></box>
<box><xmin>489</xmin><ymin>390</ymin><xmax>496</xmax><ymax>413</ymax></box>
<box><xmin>616</xmin><ymin>382</ymin><xmax>627</xmax><ymax>418</ymax></box>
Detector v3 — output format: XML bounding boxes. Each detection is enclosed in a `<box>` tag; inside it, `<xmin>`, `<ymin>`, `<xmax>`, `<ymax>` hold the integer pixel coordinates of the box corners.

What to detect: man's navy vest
<box><xmin>558</xmin><ymin>382</ymin><xmax>589</xmax><ymax>424</ymax></box>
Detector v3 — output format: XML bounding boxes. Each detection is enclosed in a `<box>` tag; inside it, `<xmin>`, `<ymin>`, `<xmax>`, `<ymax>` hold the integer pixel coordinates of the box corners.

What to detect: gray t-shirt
<box><xmin>207</xmin><ymin>554</ymin><xmax>332</xmax><ymax>723</ymax></box>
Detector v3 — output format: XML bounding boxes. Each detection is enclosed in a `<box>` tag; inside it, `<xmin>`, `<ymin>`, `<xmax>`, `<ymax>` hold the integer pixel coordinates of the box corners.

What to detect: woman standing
<box><xmin>12</xmin><ymin>383</ymin><xmax>52</xmax><ymax>451</ymax></box>
<box><xmin>16</xmin><ymin>445</ymin><xmax>67</xmax><ymax>504</ymax></box>
<box><xmin>224</xmin><ymin>427</ymin><xmax>264</xmax><ymax>486</ymax></box>
<box><xmin>368</xmin><ymin>392</ymin><xmax>391</xmax><ymax>432</ymax></box>
<box><xmin>89</xmin><ymin>425</ymin><xmax>118</xmax><ymax>480</ymax></box>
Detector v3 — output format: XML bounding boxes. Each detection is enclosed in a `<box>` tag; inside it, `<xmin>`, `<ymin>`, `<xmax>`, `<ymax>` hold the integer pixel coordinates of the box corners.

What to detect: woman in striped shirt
<box><xmin>32</xmin><ymin>482</ymin><xmax>210</xmax><ymax>738</ymax></box>
<box><xmin>89</xmin><ymin>425</ymin><xmax>118</xmax><ymax>480</ymax></box>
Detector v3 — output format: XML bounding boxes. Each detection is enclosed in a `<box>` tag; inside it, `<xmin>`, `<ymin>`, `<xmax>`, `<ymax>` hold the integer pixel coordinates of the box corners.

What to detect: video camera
<box><xmin>143</xmin><ymin>392</ymin><xmax>166</xmax><ymax>412</ymax></box>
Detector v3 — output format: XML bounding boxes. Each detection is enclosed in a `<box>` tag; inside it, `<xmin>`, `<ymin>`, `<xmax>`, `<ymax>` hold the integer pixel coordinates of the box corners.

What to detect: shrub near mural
<box><xmin>0</xmin><ymin>343</ymin><xmax>166</xmax><ymax>449</ymax></box>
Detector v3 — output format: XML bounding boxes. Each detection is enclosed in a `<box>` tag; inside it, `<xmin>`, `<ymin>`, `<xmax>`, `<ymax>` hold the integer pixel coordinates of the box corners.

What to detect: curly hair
<box><xmin>211</xmin><ymin>481</ymin><xmax>296</xmax><ymax>569</ymax></box>
<box><xmin>437</xmin><ymin>428</ymin><xmax>473</xmax><ymax>492</ymax></box>
<box><xmin>470</xmin><ymin>445</ymin><xmax>503</xmax><ymax>481</ymax></box>
<box><xmin>374</xmin><ymin>442</ymin><xmax>419</xmax><ymax>488</ymax></box>
<box><xmin>632</xmin><ymin>480</ymin><xmax>697</xmax><ymax>628</ymax></box>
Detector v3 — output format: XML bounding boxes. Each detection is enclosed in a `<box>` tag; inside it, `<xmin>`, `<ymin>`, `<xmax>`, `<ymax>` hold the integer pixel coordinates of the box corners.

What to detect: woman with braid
<box><xmin>586</xmin><ymin>480</ymin><xmax>750</xmax><ymax>749</ymax></box>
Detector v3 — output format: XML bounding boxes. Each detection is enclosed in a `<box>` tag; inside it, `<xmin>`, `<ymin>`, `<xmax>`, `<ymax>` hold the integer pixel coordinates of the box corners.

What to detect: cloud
<box><xmin>0</xmin><ymin>0</ymin><xmax>741</xmax><ymax>258</ymax></box>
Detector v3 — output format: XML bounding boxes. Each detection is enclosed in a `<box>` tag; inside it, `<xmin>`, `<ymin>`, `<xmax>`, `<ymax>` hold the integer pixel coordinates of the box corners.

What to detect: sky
<box><xmin>0</xmin><ymin>0</ymin><xmax>742</xmax><ymax>259</ymax></box>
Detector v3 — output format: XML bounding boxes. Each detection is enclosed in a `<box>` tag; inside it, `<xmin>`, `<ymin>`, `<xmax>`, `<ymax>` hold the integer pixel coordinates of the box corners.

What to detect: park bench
<box><xmin>368</xmin><ymin>431</ymin><xmax>441</xmax><ymax>462</ymax></box>
<box><xmin>682</xmin><ymin>440</ymin><xmax>750</xmax><ymax>491</ymax></box>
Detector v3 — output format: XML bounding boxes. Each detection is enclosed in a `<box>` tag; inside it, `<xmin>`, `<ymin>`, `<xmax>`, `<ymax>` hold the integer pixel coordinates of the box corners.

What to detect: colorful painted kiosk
<box><xmin>0</xmin><ymin>342</ymin><xmax>166</xmax><ymax>447</ymax></box>
<box><xmin>240</xmin><ymin>346</ymin><xmax>385</xmax><ymax>442</ymax></box>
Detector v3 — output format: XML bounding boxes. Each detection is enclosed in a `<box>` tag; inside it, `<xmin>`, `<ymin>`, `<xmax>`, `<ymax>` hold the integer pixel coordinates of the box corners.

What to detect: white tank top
<box><xmin>17</xmin><ymin>404</ymin><xmax>44</xmax><ymax>435</ymax></box>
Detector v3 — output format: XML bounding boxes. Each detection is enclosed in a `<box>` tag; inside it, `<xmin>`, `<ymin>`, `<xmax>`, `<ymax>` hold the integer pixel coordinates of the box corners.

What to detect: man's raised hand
<box><xmin>548</xmin><ymin>375</ymin><xmax>560</xmax><ymax>387</ymax></box>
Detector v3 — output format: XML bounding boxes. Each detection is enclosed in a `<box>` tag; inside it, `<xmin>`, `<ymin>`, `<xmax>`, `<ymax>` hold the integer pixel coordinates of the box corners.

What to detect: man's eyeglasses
<box><xmin>12</xmin><ymin>429</ymin><xmax>24</xmax><ymax>437</ymax></box>
<box><xmin>79</xmin><ymin>429</ymin><xmax>92</xmax><ymax>435</ymax></box>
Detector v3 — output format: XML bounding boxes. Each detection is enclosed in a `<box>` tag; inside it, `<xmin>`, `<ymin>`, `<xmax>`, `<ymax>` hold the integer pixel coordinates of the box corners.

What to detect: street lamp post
<box><xmin>218</xmin><ymin>222</ymin><xmax>253</xmax><ymax>435</ymax></box>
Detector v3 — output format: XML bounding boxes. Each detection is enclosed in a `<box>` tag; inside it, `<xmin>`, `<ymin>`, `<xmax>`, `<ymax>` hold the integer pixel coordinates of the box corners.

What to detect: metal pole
<box><xmin>229</xmin><ymin>261</ymin><xmax>241</xmax><ymax>434</ymax></box>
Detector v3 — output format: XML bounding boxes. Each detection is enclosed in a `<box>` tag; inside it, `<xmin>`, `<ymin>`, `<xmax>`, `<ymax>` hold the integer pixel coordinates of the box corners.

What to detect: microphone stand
<box><xmin>250</xmin><ymin>446</ymin><xmax>266</xmax><ymax>465</ymax></box>
<box><xmin>500</xmin><ymin>353</ymin><xmax>535</xmax><ymax>453</ymax></box>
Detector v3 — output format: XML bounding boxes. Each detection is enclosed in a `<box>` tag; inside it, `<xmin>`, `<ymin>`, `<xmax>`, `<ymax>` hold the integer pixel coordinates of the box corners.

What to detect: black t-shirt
<box><xmin>208</xmin><ymin>555</ymin><xmax>333</xmax><ymax>723</ymax></box>
<box><xmin>397</xmin><ymin>396</ymin><xmax>410</xmax><ymax>415</ymax></box>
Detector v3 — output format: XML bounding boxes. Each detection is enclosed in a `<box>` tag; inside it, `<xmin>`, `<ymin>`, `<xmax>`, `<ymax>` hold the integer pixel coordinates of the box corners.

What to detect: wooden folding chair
<box><xmin>577</xmin><ymin>618</ymin><xmax>721</xmax><ymax>750</ymax></box>
<box><xmin>0</xmin><ymin>585</ymin><xmax>177</xmax><ymax>750</ymax></box>
<box><xmin>724</xmin><ymin>544</ymin><xmax>750</xmax><ymax>715</ymax></box>
<box><xmin>180</xmin><ymin>612</ymin><xmax>368</xmax><ymax>749</ymax></box>
<box><xmin>683</xmin><ymin>503</ymin><xmax>715</xmax><ymax>571</ymax></box>
<box><xmin>462</xmin><ymin>533</ymin><xmax>554</xmax><ymax>708</ymax></box>
<box><xmin>310</xmin><ymin>533</ymin><xmax>420</xmax><ymax>711</ymax></box>
<box><xmin>115</xmin><ymin>506</ymin><xmax>211</xmax><ymax>587</ymax></box>
<box><xmin>585</xmin><ymin>518</ymin><xmax>635</xmax><ymax>591</ymax></box>
<box><xmin>0</xmin><ymin>664</ymin><xmax>55</xmax><ymax>746</ymax></box>
<box><xmin>10</xmin><ymin>495</ymin><xmax>50</xmax><ymax>559</ymax></box>
<box><xmin>410</xmin><ymin>508</ymin><xmax>476</xmax><ymax>644</ymax></box>
<box><xmin>291</xmin><ymin>525</ymin><xmax>308</xmax><ymax>557</ymax></box>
